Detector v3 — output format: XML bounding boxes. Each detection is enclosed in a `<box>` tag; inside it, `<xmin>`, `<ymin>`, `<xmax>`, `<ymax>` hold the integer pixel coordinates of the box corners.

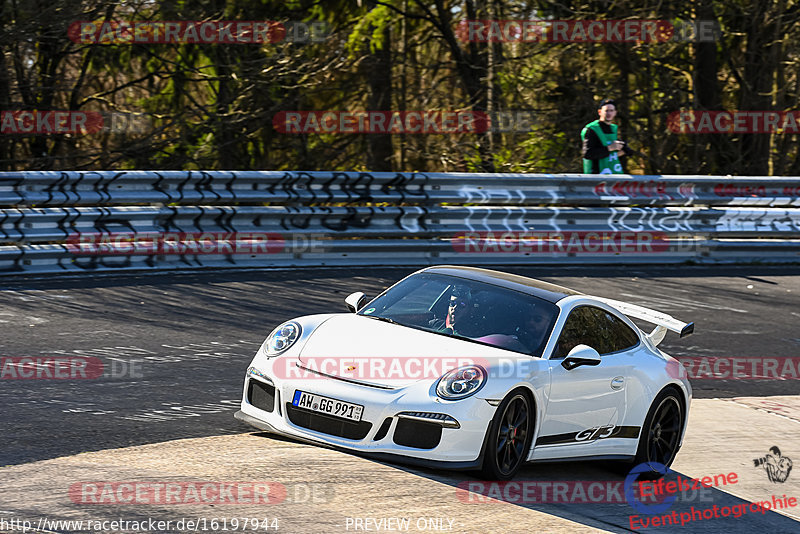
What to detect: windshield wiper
<box><xmin>361</xmin><ymin>315</ymin><xmax>398</xmax><ymax>325</ymax></box>
<box><xmin>425</xmin><ymin>328</ymin><xmax>472</xmax><ymax>342</ymax></box>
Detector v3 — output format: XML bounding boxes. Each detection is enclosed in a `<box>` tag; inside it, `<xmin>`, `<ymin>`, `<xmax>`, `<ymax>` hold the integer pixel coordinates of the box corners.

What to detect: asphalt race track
<box><xmin>1</xmin><ymin>265</ymin><xmax>800</xmax><ymax>533</ymax></box>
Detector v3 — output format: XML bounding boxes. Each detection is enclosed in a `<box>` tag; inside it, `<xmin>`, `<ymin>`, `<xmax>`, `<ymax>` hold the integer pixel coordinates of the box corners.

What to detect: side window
<box><xmin>552</xmin><ymin>307</ymin><xmax>594</xmax><ymax>359</ymax></box>
<box><xmin>553</xmin><ymin>306</ymin><xmax>639</xmax><ymax>358</ymax></box>
<box><xmin>595</xmin><ymin>308</ymin><xmax>640</xmax><ymax>353</ymax></box>
<box><xmin>587</xmin><ymin>306</ymin><xmax>639</xmax><ymax>355</ymax></box>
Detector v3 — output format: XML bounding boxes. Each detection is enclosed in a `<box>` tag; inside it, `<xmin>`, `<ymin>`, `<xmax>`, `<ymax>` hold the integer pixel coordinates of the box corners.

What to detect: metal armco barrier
<box><xmin>1</xmin><ymin>170</ymin><xmax>799</xmax><ymax>274</ymax></box>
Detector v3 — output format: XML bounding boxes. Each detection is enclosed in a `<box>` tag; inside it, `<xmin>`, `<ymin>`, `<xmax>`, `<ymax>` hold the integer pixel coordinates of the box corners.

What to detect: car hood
<box><xmin>297</xmin><ymin>314</ymin><xmax>523</xmax><ymax>388</ymax></box>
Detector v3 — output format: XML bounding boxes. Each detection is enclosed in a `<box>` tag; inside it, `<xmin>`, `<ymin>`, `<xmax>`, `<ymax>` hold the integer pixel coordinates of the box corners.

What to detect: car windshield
<box><xmin>357</xmin><ymin>272</ymin><xmax>559</xmax><ymax>356</ymax></box>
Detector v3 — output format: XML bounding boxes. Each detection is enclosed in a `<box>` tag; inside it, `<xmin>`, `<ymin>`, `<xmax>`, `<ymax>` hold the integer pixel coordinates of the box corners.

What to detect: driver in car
<box><xmin>429</xmin><ymin>286</ymin><xmax>481</xmax><ymax>337</ymax></box>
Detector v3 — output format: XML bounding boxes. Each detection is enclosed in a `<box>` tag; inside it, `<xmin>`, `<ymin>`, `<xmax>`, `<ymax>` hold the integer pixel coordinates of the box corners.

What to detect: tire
<box><xmin>628</xmin><ymin>389</ymin><xmax>684</xmax><ymax>480</ymax></box>
<box><xmin>479</xmin><ymin>390</ymin><xmax>534</xmax><ymax>480</ymax></box>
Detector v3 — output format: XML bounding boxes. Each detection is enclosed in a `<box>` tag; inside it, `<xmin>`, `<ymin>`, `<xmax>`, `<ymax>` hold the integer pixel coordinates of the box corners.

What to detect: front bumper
<box><xmin>234</xmin><ymin>410</ymin><xmax>484</xmax><ymax>470</ymax></box>
<box><xmin>236</xmin><ymin>360</ymin><xmax>496</xmax><ymax>467</ymax></box>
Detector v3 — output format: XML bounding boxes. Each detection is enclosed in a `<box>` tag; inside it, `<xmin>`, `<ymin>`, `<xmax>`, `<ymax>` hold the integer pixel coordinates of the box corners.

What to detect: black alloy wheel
<box><xmin>646</xmin><ymin>396</ymin><xmax>682</xmax><ymax>465</ymax></box>
<box><xmin>629</xmin><ymin>389</ymin><xmax>684</xmax><ymax>479</ymax></box>
<box><xmin>480</xmin><ymin>391</ymin><xmax>533</xmax><ymax>480</ymax></box>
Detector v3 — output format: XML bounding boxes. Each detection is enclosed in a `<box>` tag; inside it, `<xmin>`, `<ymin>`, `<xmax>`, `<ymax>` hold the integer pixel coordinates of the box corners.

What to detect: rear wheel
<box><xmin>479</xmin><ymin>391</ymin><xmax>534</xmax><ymax>480</ymax></box>
<box><xmin>629</xmin><ymin>389</ymin><xmax>684</xmax><ymax>479</ymax></box>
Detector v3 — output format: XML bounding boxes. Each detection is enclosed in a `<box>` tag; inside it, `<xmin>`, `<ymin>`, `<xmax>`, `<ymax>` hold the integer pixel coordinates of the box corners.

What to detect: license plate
<box><xmin>292</xmin><ymin>390</ymin><xmax>364</xmax><ymax>422</ymax></box>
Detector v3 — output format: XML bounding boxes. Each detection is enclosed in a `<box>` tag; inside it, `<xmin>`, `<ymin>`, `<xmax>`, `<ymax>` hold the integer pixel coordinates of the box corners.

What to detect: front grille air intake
<box><xmin>247</xmin><ymin>380</ymin><xmax>275</xmax><ymax>412</ymax></box>
<box><xmin>393</xmin><ymin>418</ymin><xmax>442</xmax><ymax>449</ymax></box>
<box><xmin>285</xmin><ymin>403</ymin><xmax>372</xmax><ymax>440</ymax></box>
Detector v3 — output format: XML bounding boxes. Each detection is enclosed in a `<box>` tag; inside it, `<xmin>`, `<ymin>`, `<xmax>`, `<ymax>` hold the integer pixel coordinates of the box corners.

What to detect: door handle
<box><xmin>611</xmin><ymin>376</ymin><xmax>625</xmax><ymax>390</ymax></box>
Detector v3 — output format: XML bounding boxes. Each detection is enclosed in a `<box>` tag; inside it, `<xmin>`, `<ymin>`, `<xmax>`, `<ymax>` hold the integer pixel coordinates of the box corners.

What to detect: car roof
<box><xmin>420</xmin><ymin>265</ymin><xmax>582</xmax><ymax>303</ymax></box>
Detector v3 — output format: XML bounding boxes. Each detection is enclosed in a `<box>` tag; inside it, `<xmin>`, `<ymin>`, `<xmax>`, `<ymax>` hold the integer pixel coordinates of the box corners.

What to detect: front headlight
<box><xmin>436</xmin><ymin>365</ymin><xmax>486</xmax><ymax>400</ymax></box>
<box><xmin>263</xmin><ymin>321</ymin><xmax>301</xmax><ymax>356</ymax></box>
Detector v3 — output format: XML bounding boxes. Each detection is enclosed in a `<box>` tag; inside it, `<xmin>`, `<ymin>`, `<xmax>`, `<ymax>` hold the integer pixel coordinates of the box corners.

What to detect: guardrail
<box><xmin>1</xmin><ymin>171</ymin><xmax>799</xmax><ymax>274</ymax></box>
<box><xmin>5</xmin><ymin>171</ymin><xmax>800</xmax><ymax>207</ymax></box>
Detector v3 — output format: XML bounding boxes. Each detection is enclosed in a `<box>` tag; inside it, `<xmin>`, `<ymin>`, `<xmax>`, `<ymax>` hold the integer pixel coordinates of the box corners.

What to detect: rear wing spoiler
<box><xmin>594</xmin><ymin>297</ymin><xmax>694</xmax><ymax>346</ymax></box>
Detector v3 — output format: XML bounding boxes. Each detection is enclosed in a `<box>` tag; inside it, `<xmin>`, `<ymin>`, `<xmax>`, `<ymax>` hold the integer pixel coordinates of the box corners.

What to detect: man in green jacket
<box><xmin>581</xmin><ymin>99</ymin><xmax>633</xmax><ymax>174</ymax></box>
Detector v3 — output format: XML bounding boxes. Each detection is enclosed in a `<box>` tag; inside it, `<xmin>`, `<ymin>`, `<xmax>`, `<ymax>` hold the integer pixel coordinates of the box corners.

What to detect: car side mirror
<box><xmin>561</xmin><ymin>344</ymin><xmax>602</xmax><ymax>370</ymax></box>
<box><xmin>344</xmin><ymin>291</ymin><xmax>368</xmax><ymax>313</ymax></box>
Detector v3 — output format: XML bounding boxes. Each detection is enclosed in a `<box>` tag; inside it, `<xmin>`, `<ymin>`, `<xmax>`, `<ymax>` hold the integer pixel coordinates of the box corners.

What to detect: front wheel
<box><xmin>479</xmin><ymin>391</ymin><xmax>534</xmax><ymax>480</ymax></box>
<box><xmin>629</xmin><ymin>389</ymin><xmax>684</xmax><ymax>479</ymax></box>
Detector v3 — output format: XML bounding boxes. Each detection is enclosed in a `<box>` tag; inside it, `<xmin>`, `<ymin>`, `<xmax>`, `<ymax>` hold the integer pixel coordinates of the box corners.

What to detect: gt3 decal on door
<box><xmin>536</xmin><ymin>425</ymin><xmax>640</xmax><ymax>446</ymax></box>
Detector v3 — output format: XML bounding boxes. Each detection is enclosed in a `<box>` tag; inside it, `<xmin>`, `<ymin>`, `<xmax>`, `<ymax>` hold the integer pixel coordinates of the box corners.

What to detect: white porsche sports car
<box><xmin>235</xmin><ymin>266</ymin><xmax>693</xmax><ymax>480</ymax></box>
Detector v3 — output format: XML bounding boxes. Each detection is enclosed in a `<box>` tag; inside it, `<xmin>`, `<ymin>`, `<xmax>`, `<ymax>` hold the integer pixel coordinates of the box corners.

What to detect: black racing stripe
<box><xmin>610</xmin><ymin>425</ymin><xmax>641</xmax><ymax>439</ymax></box>
<box><xmin>536</xmin><ymin>425</ymin><xmax>640</xmax><ymax>446</ymax></box>
<box><xmin>536</xmin><ymin>431</ymin><xmax>577</xmax><ymax>446</ymax></box>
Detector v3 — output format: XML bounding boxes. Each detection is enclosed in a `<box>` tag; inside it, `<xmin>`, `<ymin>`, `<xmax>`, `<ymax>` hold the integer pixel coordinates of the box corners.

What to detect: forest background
<box><xmin>0</xmin><ymin>0</ymin><xmax>795</xmax><ymax>175</ymax></box>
